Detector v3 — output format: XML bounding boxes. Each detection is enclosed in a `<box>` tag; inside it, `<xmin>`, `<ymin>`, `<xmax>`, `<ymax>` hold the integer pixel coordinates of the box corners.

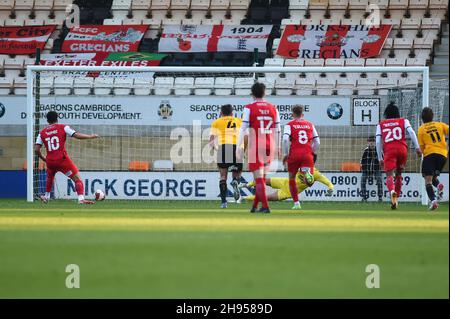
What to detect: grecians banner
<box><xmin>0</xmin><ymin>25</ymin><xmax>56</xmax><ymax>54</ymax></box>
<box><xmin>61</xmin><ymin>25</ymin><xmax>149</xmax><ymax>53</ymax></box>
<box><xmin>0</xmin><ymin>96</ymin><xmax>350</xmax><ymax>127</ymax></box>
<box><xmin>40</xmin><ymin>52</ymin><xmax>167</xmax><ymax>66</ymax></box>
<box><xmin>159</xmin><ymin>25</ymin><xmax>272</xmax><ymax>52</ymax></box>
<box><xmin>53</xmin><ymin>171</ymin><xmax>449</xmax><ymax>202</ymax></box>
<box><xmin>277</xmin><ymin>25</ymin><xmax>392</xmax><ymax>59</ymax></box>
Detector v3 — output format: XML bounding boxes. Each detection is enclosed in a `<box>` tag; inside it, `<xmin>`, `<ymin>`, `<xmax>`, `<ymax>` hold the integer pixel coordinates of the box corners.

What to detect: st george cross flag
<box><xmin>277</xmin><ymin>25</ymin><xmax>392</xmax><ymax>59</ymax></box>
<box><xmin>158</xmin><ymin>25</ymin><xmax>273</xmax><ymax>53</ymax></box>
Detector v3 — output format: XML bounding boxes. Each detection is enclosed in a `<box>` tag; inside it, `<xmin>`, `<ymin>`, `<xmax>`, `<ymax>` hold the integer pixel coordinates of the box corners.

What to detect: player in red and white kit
<box><xmin>236</xmin><ymin>82</ymin><xmax>281</xmax><ymax>213</ymax></box>
<box><xmin>283</xmin><ymin>105</ymin><xmax>320</xmax><ymax>210</ymax></box>
<box><xmin>375</xmin><ymin>103</ymin><xmax>421</xmax><ymax>209</ymax></box>
<box><xmin>35</xmin><ymin>111</ymin><xmax>99</xmax><ymax>204</ymax></box>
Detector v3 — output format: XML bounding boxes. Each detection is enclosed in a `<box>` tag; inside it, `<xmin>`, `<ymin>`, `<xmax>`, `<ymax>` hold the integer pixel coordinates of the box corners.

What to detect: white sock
<box><xmin>78</xmin><ymin>195</ymin><xmax>85</xmax><ymax>202</ymax></box>
<box><xmin>45</xmin><ymin>192</ymin><xmax>51</xmax><ymax>199</ymax></box>
<box><xmin>294</xmin><ymin>201</ymin><xmax>300</xmax><ymax>206</ymax></box>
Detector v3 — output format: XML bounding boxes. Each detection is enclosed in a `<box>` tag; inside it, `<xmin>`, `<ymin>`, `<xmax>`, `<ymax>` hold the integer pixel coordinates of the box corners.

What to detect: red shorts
<box><xmin>46</xmin><ymin>158</ymin><xmax>79</xmax><ymax>178</ymax></box>
<box><xmin>383</xmin><ymin>148</ymin><xmax>408</xmax><ymax>172</ymax></box>
<box><xmin>248</xmin><ymin>145</ymin><xmax>275</xmax><ymax>172</ymax></box>
<box><xmin>287</xmin><ymin>153</ymin><xmax>314</xmax><ymax>175</ymax></box>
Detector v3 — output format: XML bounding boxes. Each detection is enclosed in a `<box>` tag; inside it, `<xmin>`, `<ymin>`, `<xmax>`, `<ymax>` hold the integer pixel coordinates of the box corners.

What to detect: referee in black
<box><xmin>360</xmin><ymin>136</ymin><xmax>383</xmax><ymax>202</ymax></box>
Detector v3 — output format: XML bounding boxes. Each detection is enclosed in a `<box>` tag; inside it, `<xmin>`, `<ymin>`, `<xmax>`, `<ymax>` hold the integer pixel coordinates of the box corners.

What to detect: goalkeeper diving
<box><xmin>239</xmin><ymin>169</ymin><xmax>334</xmax><ymax>202</ymax></box>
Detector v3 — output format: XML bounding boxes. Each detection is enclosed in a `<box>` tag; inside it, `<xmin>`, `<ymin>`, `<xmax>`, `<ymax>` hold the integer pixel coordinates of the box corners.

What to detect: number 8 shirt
<box><xmin>376</xmin><ymin>118</ymin><xmax>413</xmax><ymax>172</ymax></box>
<box><xmin>284</xmin><ymin>118</ymin><xmax>318</xmax><ymax>175</ymax></box>
<box><xmin>35</xmin><ymin>124</ymin><xmax>79</xmax><ymax>177</ymax></box>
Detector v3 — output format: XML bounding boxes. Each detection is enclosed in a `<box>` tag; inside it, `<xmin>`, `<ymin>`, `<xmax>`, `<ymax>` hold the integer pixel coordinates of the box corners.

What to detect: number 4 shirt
<box><xmin>35</xmin><ymin>124</ymin><xmax>76</xmax><ymax>161</ymax></box>
<box><xmin>418</xmin><ymin>121</ymin><xmax>449</xmax><ymax>158</ymax></box>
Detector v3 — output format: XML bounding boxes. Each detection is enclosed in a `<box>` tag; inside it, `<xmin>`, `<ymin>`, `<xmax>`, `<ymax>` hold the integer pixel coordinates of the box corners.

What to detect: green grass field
<box><xmin>0</xmin><ymin>199</ymin><xmax>448</xmax><ymax>299</ymax></box>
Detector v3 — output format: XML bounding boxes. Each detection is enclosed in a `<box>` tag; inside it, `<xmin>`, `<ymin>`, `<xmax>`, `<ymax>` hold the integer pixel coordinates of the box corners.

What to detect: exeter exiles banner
<box><xmin>61</xmin><ymin>25</ymin><xmax>149</xmax><ymax>53</ymax></box>
<box><xmin>159</xmin><ymin>25</ymin><xmax>272</xmax><ymax>52</ymax></box>
<box><xmin>0</xmin><ymin>25</ymin><xmax>56</xmax><ymax>54</ymax></box>
<box><xmin>0</xmin><ymin>96</ymin><xmax>350</xmax><ymax>127</ymax></box>
<box><xmin>40</xmin><ymin>52</ymin><xmax>167</xmax><ymax>66</ymax></box>
<box><xmin>53</xmin><ymin>171</ymin><xmax>449</xmax><ymax>202</ymax></box>
<box><xmin>277</xmin><ymin>25</ymin><xmax>392</xmax><ymax>59</ymax></box>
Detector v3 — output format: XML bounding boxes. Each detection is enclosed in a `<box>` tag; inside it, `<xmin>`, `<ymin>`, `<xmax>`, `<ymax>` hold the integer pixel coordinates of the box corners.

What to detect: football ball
<box><xmin>94</xmin><ymin>189</ymin><xmax>105</xmax><ymax>201</ymax></box>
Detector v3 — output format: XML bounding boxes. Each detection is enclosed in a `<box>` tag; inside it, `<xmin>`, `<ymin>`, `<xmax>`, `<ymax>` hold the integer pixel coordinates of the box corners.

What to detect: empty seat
<box><xmin>154</xmin><ymin>77</ymin><xmax>174</xmax><ymax>95</ymax></box>
<box><xmin>349</xmin><ymin>0</ymin><xmax>368</xmax><ymax>9</ymax></box>
<box><xmin>357</xmin><ymin>78</ymin><xmax>377</xmax><ymax>95</ymax></box>
<box><xmin>210</xmin><ymin>0</ymin><xmax>229</xmax><ymax>10</ymax></box>
<box><xmin>294</xmin><ymin>78</ymin><xmax>315</xmax><ymax>95</ymax></box>
<box><xmin>54</xmin><ymin>77</ymin><xmax>73</xmax><ymax>95</ymax></box>
<box><xmin>134</xmin><ymin>78</ymin><xmax>154</xmax><ymax>95</ymax></box>
<box><xmin>325</xmin><ymin>59</ymin><xmax>345</xmax><ymax>67</ymax></box>
<box><xmin>0</xmin><ymin>0</ymin><xmax>14</xmax><ymax>10</ymax></box>
<box><xmin>345</xmin><ymin>58</ymin><xmax>365</xmax><ymax>67</ymax></box>
<box><xmin>389</xmin><ymin>0</ymin><xmax>409</xmax><ymax>9</ymax></box>
<box><xmin>174</xmin><ymin>77</ymin><xmax>194</xmax><ymax>95</ymax></box>
<box><xmin>0</xmin><ymin>77</ymin><xmax>12</xmax><ymax>95</ymax></box>
<box><xmin>114</xmin><ymin>78</ymin><xmax>133</xmax><ymax>95</ymax></box>
<box><xmin>421</xmin><ymin>18</ymin><xmax>441</xmax><ymax>29</ymax></box>
<box><xmin>409</xmin><ymin>0</ymin><xmax>429</xmax><ymax>8</ymax></box>
<box><xmin>129</xmin><ymin>161</ymin><xmax>150</xmax><ymax>171</ymax></box>
<box><xmin>214</xmin><ymin>77</ymin><xmax>234</xmax><ymax>95</ymax></box>
<box><xmin>289</xmin><ymin>0</ymin><xmax>308</xmax><ymax>10</ymax></box>
<box><xmin>329</xmin><ymin>0</ymin><xmax>349</xmax><ymax>9</ymax></box>
<box><xmin>191</xmin><ymin>0</ymin><xmax>211</xmax><ymax>10</ymax></box>
<box><xmin>341</xmin><ymin>162</ymin><xmax>361</xmax><ymax>172</ymax></box>
<box><xmin>393</xmin><ymin>37</ymin><xmax>413</xmax><ymax>49</ymax></box>
<box><xmin>365</xmin><ymin>58</ymin><xmax>385</xmax><ymax>66</ymax></box>
<box><xmin>194</xmin><ymin>77</ymin><xmax>214</xmax><ymax>96</ymax></box>
<box><xmin>234</xmin><ymin>77</ymin><xmax>254</xmax><ymax>96</ymax></box>
<box><xmin>153</xmin><ymin>160</ymin><xmax>174</xmax><ymax>171</ymax></box>
<box><xmin>34</xmin><ymin>0</ymin><xmax>54</xmax><ymax>10</ymax></box>
<box><xmin>274</xmin><ymin>77</ymin><xmax>294</xmax><ymax>95</ymax></box>
<box><xmin>385</xmin><ymin>58</ymin><xmax>406</xmax><ymax>66</ymax></box>
<box><xmin>151</xmin><ymin>0</ymin><xmax>171</xmax><ymax>10</ymax></box>
<box><xmin>304</xmin><ymin>59</ymin><xmax>325</xmax><ymax>67</ymax></box>
<box><xmin>401</xmin><ymin>18</ymin><xmax>421</xmax><ymax>29</ymax></box>
<box><xmin>284</xmin><ymin>58</ymin><xmax>304</xmax><ymax>67</ymax></box>
<box><xmin>93</xmin><ymin>78</ymin><xmax>114</xmax><ymax>95</ymax></box>
<box><xmin>14</xmin><ymin>0</ymin><xmax>34</xmax><ymax>10</ymax></box>
<box><xmin>406</xmin><ymin>58</ymin><xmax>426</xmax><ymax>66</ymax></box>
<box><xmin>39</xmin><ymin>76</ymin><xmax>54</xmax><ymax>96</ymax></box>
<box><xmin>429</xmin><ymin>0</ymin><xmax>447</xmax><ymax>9</ymax></box>
<box><xmin>132</xmin><ymin>0</ymin><xmax>151</xmax><ymax>10</ymax></box>
<box><xmin>74</xmin><ymin>78</ymin><xmax>93</xmax><ymax>95</ymax></box>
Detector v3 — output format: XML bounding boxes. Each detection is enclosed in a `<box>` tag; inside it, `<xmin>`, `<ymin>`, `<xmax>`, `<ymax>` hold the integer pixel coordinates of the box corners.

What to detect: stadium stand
<box><xmin>0</xmin><ymin>0</ymin><xmax>448</xmax><ymax>94</ymax></box>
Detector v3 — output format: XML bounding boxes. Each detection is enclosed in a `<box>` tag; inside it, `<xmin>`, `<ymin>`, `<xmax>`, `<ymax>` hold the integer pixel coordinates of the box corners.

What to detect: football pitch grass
<box><xmin>0</xmin><ymin>199</ymin><xmax>448</xmax><ymax>299</ymax></box>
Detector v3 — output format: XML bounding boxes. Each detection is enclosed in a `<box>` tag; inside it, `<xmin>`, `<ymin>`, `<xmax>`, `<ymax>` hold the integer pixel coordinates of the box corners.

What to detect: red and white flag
<box><xmin>277</xmin><ymin>25</ymin><xmax>392</xmax><ymax>59</ymax></box>
<box><xmin>61</xmin><ymin>25</ymin><xmax>149</xmax><ymax>53</ymax></box>
<box><xmin>0</xmin><ymin>26</ymin><xmax>56</xmax><ymax>54</ymax></box>
<box><xmin>158</xmin><ymin>25</ymin><xmax>272</xmax><ymax>52</ymax></box>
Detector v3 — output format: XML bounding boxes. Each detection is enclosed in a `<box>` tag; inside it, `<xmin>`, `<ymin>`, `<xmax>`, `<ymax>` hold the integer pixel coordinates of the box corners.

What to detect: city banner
<box><xmin>61</xmin><ymin>25</ymin><xmax>149</xmax><ymax>53</ymax></box>
<box><xmin>0</xmin><ymin>96</ymin><xmax>350</xmax><ymax>127</ymax></box>
<box><xmin>0</xmin><ymin>25</ymin><xmax>56</xmax><ymax>54</ymax></box>
<box><xmin>40</xmin><ymin>52</ymin><xmax>167</xmax><ymax>66</ymax></box>
<box><xmin>277</xmin><ymin>25</ymin><xmax>392</xmax><ymax>59</ymax></box>
<box><xmin>158</xmin><ymin>25</ymin><xmax>273</xmax><ymax>52</ymax></box>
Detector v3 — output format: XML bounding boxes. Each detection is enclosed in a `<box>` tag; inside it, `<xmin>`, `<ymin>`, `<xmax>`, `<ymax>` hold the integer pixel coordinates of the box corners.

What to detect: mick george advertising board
<box><xmin>53</xmin><ymin>171</ymin><xmax>449</xmax><ymax>202</ymax></box>
<box><xmin>0</xmin><ymin>96</ymin><xmax>350</xmax><ymax>127</ymax></box>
